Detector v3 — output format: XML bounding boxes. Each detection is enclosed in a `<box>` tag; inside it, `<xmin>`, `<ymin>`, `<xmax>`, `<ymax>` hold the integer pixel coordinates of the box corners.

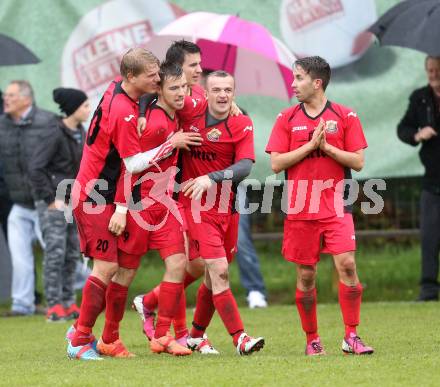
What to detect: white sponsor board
<box><xmin>61</xmin><ymin>0</ymin><xmax>184</xmax><ymax>110</ymax></box>
<box><xmin>280</xmin><ymin>0</ymin><xmax>377</xmax><ymax>68</ymax></box>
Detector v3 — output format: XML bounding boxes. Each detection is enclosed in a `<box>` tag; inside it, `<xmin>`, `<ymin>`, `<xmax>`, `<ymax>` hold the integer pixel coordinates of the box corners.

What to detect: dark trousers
<box><xmin>420</xmin><ymin>190</ymin><xmax>440</xmax><ymax>299</ymax></box>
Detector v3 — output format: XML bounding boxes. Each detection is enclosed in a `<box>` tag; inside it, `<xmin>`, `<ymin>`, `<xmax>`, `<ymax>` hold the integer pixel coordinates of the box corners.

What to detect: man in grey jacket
<box><xmin>0</xmin><ymin>80</ymin><xmax>56</xmax><ymax>315</ymax></box>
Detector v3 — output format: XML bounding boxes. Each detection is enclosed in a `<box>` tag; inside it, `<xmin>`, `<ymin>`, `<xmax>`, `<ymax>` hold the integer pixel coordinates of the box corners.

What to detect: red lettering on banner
<box><xmin>72</xmin><ymin>21</ymin><xmax>153</xmax><ymax>91</ymax></box>
<box><xmin>285</xmin><ymin>0</ymin><xmax>344</xmax><ymax>31</ymax></box>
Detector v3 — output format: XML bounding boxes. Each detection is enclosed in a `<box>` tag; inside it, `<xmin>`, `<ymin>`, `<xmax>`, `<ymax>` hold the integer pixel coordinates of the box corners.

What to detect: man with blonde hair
<box><xmin>67</xmin><ymin>48</ymin><xmax>200</xmax><ymax>360</ymax></box>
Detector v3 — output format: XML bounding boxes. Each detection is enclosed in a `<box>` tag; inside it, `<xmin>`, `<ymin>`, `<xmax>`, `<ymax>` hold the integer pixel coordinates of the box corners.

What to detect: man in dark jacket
<box><xmin>0</xmin><ymin>80</ymin><xmax>53</xmax><ymax>315</ymax></box>
<box><xmin>29</xmin><ymin>88</ymin><xmax>90</xmax><ymax>322</ymax></box>
<box><xmin>397</xmin><ymin>56</ymin><xmax>440</xmax><ymax>301</ymax></box>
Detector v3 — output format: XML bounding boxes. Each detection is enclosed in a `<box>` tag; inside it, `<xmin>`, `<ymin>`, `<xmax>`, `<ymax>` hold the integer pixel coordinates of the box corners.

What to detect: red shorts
<box><xmin>185</xmin><ymin>207</ymin><xmax>237</xmax><ymax>261</ymax></box>
<box><xmin>282</xmin><ymin>213</ymin><xmax>356</xmax><ymax>266</ymax></box>
<box><xmin>118</xmin><ymin>204</ymin><xmax>185</xmax><ymax>266</ymax></box>
<box><xmin>73</xmin><ymin>202</ymin><xmax>118</xmax><ymax>262</ymax></box>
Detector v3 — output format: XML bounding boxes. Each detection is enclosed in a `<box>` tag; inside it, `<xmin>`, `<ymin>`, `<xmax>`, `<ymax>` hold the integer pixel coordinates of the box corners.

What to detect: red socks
<box><xmin>102</xmin><ymin>281</ymin><xmax>128</xmax><ymax>344</ymax></box>
<box><xmin>212</xmin><ymin>289</ymin><xmax>244</xmax><ymax>346</ymax></box>
<box><xmin>190</xmin><ymin>282</ymin><xmax>216</xmax><ymax>338</ymax></box>
<box><xmin>72</xmin><ymin>276</ymin><xmax>106</xmax><ymax>347</ymax></box>
<box><xmin>143</xmin><ymin>272</ymin><xmax>197</xmax><ymax>314</ymax></box>
<box><xmin>339</xmin><ymin>282</ymin><xmax>362</xmax><ymax>337</ymax></box>
<box><xmin>173</xmin><ymin>291</ymin><xmax>188</xmax><ymax>339</ymax></box>
<box><xmin>173</xmin><ymin>272</ymin><xmax>198</xmax><ymax>339</ymax></box>
<box><xmin>295</xmin><ymin>288</ymin><xmax>318</xmax><ymax>343</ymax></box>
<box><xmin>143</xmin><ymin>285</ymin><xmax>160</xmax><ymax>311</ymax></box>
<box><xmin>154</xmin><ymin>281</ymin><xmax>183</xmax><ymax>338</ymax></box>
<box><xmin>183</xmin><ymin>272</ymin><xmax>197</xmax><ymax>288</ymax></box>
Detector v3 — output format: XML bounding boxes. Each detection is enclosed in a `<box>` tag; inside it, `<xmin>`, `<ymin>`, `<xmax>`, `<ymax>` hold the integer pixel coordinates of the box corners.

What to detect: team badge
<box><xmin>207</xmin><ymin>128</ymin><xmax>222</xmax><ymax>142</ymax></box>
<box><xmin>325</xmin><ymin>120</ymin><xmax>338</xmax><ymax>134</ymax></box>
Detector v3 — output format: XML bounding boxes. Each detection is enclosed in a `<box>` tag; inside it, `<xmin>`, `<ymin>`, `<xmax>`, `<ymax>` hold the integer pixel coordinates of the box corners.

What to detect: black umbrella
<box><xmin>369</xmin><ymin>0</ymin><xmax>440</xmax><ymax>56</ymax></box>
<box><xmin>0</xmin><ymin>33</ymin><xmax>40</xmax><ymax>66</ymax></box>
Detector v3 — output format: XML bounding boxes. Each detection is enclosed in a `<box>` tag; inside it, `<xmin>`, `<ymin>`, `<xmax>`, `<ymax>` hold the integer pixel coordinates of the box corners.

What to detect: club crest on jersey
<box><xmin>207</xmin><ymin>128</ymin><xmax>222</xmax><ymax>142</ymax></box>
<box><xmin>325</xmin><ymin>120</ymin><xmax>338</xmax><ymax>134</ymax></box>
<box><xmin>190</xmin><ymin>125</ymin><xmax>199</xmax><ymax>132</ymax></box>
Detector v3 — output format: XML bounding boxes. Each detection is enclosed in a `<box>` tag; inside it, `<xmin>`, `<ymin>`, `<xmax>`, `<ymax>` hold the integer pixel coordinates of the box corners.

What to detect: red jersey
<box><xmin>116</xmin><ymin>103</ymin><xmax>179</xmax><ymax>209</ymax></box>
<box><xmin>75</xmin><ymin>79</ymin><xmax>141</xmax><ymax>203</ymax></box>
<box><xmin>177</xmin><ymin>97</ymin><xmax>255</xmax><ymax>214</ymax></box>
<box><xmin>190</xmin><ymin>83</ymin><xmax>205</xmax><ymax>100</ymax></box>
<box><xmin>266</xmin><ymin>101</ymin><xmax>367</xmax><ymax>220</ymax></box>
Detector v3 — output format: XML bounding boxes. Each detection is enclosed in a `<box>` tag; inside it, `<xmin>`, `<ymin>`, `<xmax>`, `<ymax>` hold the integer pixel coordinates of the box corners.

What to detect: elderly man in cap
<box><xmin>29</xmin><ymin>87</ymin><xmax>91</xmax><ymax>321</ymax></box>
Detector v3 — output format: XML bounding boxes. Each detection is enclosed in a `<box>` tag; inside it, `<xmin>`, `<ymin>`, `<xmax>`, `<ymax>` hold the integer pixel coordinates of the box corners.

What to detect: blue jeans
<box><xmin>236</xmin><ymin>212</ymin><xmax>266</xmax><ymax>295</ymax></box>
<box><xmin>8</xmin><ymin>204</ymin><xmax>44</xmax><ymax>314</ymax></box>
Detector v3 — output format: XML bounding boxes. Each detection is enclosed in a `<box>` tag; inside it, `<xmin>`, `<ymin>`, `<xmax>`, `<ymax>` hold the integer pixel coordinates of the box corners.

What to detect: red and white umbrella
<box><xmin>147</xmin><ymin>12</ymin><xmax>296</xmax><ymax>101</ymax></box>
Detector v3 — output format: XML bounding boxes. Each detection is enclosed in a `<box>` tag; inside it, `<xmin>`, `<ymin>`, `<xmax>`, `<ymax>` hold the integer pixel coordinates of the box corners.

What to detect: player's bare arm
<box><xmin>270</xmin><ymin>119</ymin><xmax>325</xmax><ymax>173</ymax></box>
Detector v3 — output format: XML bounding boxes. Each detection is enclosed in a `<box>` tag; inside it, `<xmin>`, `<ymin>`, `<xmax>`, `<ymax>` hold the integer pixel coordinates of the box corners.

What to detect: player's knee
<box><xmin>92</xmin><ymin>260</ymin><xmax>118</xmax><ymax>283</ymax></box>
<box><xmin>218</xmin><ymin>269</ymin><xmax>229</xmax><ymax>283</ymax></box>
<box><xmin>300</xmin><ymin>276</ymin><xmax>315</xmax><ymax>290</ymax></box>
<box><xmin>188</xmin><ymin>258</ymin><xmax>205</xmax><ymax>278</ymax></box>
<box><xmin>113</xmin><ymin>267</ymin><xmax>137</xmax><ymax>286</ymax></box>
<box><xmin>339</xmin><ymin>256</ymin><xmax>357</xmax><ymax>278</ymax></box>
<box><xmin>208</xmin><ymin>261</ymin><xmax>229</xmax><ymax>285</ymax></box>
<box><xmin>165</xmin><ymin>253</ymin><xmax>187</xmax><ymax>278</ymax></box>
<box><xmin>297</xmin><ymin>265</ymin><xmax>316</xmax><ymax>289</ymax></box>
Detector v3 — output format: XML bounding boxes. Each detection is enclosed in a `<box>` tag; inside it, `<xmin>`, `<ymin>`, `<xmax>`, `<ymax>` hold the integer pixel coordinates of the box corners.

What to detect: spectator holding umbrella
<box><xmin>29</xmin><ymin>88</ymin><xmax>91</xmax><ymax>321</ymax></box>
<box><xmin>397</xmin><ymin>56</ymin><xmax>440</xmax><ymax>301</ymax></box>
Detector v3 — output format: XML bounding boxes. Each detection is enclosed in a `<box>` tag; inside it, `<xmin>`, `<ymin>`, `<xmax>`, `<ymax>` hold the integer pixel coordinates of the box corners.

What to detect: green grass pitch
<box><xmin>2</xmin><ymin>301</ymin><xmax>439</xmax><ymax>386</ymax></box>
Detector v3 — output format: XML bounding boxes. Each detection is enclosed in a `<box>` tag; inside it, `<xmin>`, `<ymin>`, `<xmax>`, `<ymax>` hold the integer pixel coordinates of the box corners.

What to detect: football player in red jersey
<box><xmin>134</xmin><ymin>42</ymin><xmax>240</xmax><ymax>353</ymax></box>
<box><xmin>173</xmin><ymin>71</ymin><xmax>264</xmax><ymax>355</ymax></box>
<box><xmin>112</xmin><ymin>62</ymin><xmax>199</xmax><ymax>356</ymax></box>
<box><xmin>67</xmin><ymin>48</ymin><xmax>201</xmax><ymax>360</ymax></box>
<box><xmin>266</xmin><ymin>56</ymin><xmax>374</xmax><ymax>356</ymax></box>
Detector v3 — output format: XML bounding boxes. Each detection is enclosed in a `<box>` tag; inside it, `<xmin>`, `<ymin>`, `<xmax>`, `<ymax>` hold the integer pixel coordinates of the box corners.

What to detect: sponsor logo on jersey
<box><xmin>347</xmin><ymin>112</ymin><xmax>357</xmax><ymax>118</ymax></box>
<box><xmin>190</xmin><ymin>125</ymin><xmax>199</xmax><ymax>132</ymax></box>
<box><xmin>124</xmin><ymin>114</ymin><xmax>135</xmax><ymax>122</ymax></box>
<box><xmin>292</xmin><ymin>125</ymin><xmax>308</xmax><ymax>132</ymax></box>
<box><xmin>244</xmin><ymin>125</ymin><xmax>253</xmax><ymax>132</ymax></box>
<box><xmin>207</xmin><ymin>128</ymin><xmax>222</xmax><ymax>142</ymax></box>
<box><xmin>325</xmin><ymin>120</ymin><xmax>338</xmax><ymax>134</ymax></box>
<box><xmin>190</xmin><ymin>149</ymin><xmax>217</xmax><ymax>161</ymax></box>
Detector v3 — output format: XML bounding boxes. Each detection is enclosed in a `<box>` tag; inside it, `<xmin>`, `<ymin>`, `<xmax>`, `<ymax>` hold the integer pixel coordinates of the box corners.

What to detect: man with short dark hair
<box><xmin>398</xmin><ymin>55</ymin><xmax>440</xmax><ymax>302</ymax></box>
<box><xmin>165</xmin><ymin>40</ymin><xmax>204</xmax><ymax>99</ymax></box>
<box><xmin>0</xmin><ymin>80</ymin><xmax>53</xmax><ymax>316</ymax></box>
<box><xmin>113</xmin><ymin>61</ymin><xmax>203</xmax><ymax>356</ymax></box>
<box><xmin>266</xmin><ymin>56</ymin><xmax>373</xmax><ymax>356</ymax></box>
